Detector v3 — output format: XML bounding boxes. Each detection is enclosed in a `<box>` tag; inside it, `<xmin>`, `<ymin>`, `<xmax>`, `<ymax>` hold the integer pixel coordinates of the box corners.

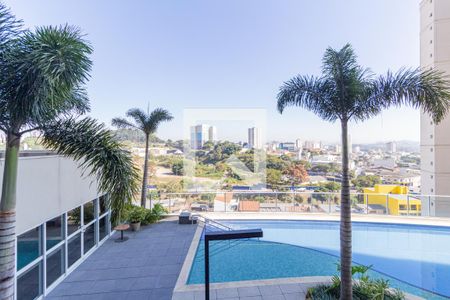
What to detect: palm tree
<box><xmin>277</xmin><ymin>44</ymin><xmax>450</xmax><ymax>300</ymax></box>
<box><xmin>112</xmin><ymin>108</ymin><xmax>173</xmax><ymax>207</ymax></box>
<box><xmin>0</xmin><ymin>5</ymin><xmax>139</xmax><ymax>298</ymax></box>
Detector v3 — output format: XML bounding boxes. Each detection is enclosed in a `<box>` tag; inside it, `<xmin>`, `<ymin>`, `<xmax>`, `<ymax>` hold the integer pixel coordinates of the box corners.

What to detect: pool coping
<box><xmin>200</xmin><ymin>212</ymin><xmax>450</xmax><ymax>228</ymax></box>
<box><xmin>173</xmin><ymin>218</ymin><xmax>430</xmax><ymax>299</ymax></box>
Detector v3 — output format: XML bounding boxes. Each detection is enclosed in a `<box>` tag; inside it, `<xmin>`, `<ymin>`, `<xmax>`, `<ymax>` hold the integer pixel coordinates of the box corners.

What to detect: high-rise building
<box><xmin>248</xmin><ymin>127</ymin><xmax>262</xmax><ymax>149</ymax></box>
<box><xmin>190</xmin><ymin>124</ymin><xmax>217</xmax><ymax>149</ymax></box>
<box><xmin>420</xmin><ymin>0</ymin><xmax>450</xmax><ymax>216</ymax></box>
<box><xmin>386</xmin><ymin>141</ymin><xmax>397</xmax><ymax>153</ymax></box>
<box><xmin>279</xmin><ymin>142</ymin><xmax>295</xmax><ymax>152</ymax></box>
<box><xmin>348</xmin><ymin>134</ymin><xmax>353</xmax><ymax>155</ymax></box>
<box><xmin>335</xmin><ymin>144</ymin><xmax>342</xmax><ymax>154</ymax></box>
<box><xmin>304</xmin><ymin>141</ymin><xmax>322</xmax><ymax>150</ymax></box>
<box><xmin>295</xmin><ymin>139</ymin><xmax>303</xmax><ymax>150</ymax></box>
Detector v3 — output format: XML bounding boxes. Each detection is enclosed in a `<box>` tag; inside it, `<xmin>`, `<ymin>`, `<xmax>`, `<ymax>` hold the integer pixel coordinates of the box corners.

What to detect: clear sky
<box><xmin>5</xmin><ymin>0</ymin><xmax>422</xmax><ymax>144</ymax></box>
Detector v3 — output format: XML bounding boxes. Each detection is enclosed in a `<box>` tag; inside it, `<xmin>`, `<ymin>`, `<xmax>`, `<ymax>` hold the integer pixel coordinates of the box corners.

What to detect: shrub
<box><xmin>306</xmin><ymin>264</ymin><xmax>405</xmax><ymax>300</ymax></box>
<box><xmin>142</xmin><ymin>210</ymin><xmax>159</xmax><ymax>225</ymax></box>
<box><xmin>127</xmin><ymin>206</ymin><xmax>147</xmax><ymax>224</ymax></box>
<box><xmin>152</xmin><ymin>203</ymin><xmax>168</xmax><ymax>218</ymax></box>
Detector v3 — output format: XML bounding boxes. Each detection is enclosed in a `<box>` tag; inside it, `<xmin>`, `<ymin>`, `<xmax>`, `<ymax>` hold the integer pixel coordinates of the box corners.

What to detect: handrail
<box><xmin>162</xmin><ymin>191</ymin><xmax>450</xmax><ymax>198</ymax></box>
<box><xmin>197</xmin><ymin>215</ymin><xmax>233</xmax><ymax>231</ymax></box>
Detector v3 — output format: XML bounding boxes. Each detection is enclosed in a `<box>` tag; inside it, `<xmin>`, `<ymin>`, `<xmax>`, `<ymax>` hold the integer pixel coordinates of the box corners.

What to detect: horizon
<box><xmin>5</xmin><ymin>0</ymin><xmax>422</xmax><ymax>144</ymax></box>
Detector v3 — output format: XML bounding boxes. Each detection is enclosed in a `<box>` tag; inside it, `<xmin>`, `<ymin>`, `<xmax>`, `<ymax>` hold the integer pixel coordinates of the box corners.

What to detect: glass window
<box><xmin>17</xmin><ymin>262</ymin><xmax>41</xmax><ymax>300</ymax></box>
<box><xmin>17</xmin><ymin>227</ymin><xmax>41</xmax><ymax>271</ymax></box>
<box><xmin>68</xmin><ymin>233</ymin><xmax>81</xmax><ymax>268</ymax></box>
<box><xmin>46</xmin><ymin>215</ymin><xmax>64</xmax><ymax>250</ymax></box>
<box><xmin>46</xmin><ymin>246</ymin><xmax>64</xmax><ymax>287</ymax></box>
<box><xmin>99</xmin><ymin>216</ymin><xmax>108</xmax><ymax>241</ymax></box>
<box><xmin>99</xmin><ymin>195</ymin><xmax>109</xmax><ymax>216</ymax></box>
<box><xmin>84</xmin><ymin>200</ymin><xmax>95</xmax><ymax>224</ymax></box>
<box><xmin>67</xmin><ymin>207</ymin><xmax>81</xmax><ymax>236</ymax></box>
<box><xmin>83</xmin><ymin>224</ymin><xmax>96</xmax><ymax>254</ymax></box>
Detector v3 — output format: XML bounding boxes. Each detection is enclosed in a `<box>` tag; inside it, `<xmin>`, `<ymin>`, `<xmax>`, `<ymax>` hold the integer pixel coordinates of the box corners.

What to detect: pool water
<box><xmin>187</xmin><ymin>220</ymin><xmax>450</xmax><ymax>299</ymax></box>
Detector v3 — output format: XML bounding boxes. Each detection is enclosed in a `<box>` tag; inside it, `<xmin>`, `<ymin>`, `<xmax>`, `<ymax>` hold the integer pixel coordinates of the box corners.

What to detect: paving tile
<box><xmin>173</xmin><ymin>291</ymin><xmax>195</xmax><ymax>300</ymax></box>
<box><xmin>216</xmin><ymin>287</ymin><xmax>239</xmax><ymax>299</ymax></box>
<box><xmin>91</xmin><ymin>278</ymin><xmax>136</xmax><ymax>293</ymax></box>
<box><xmin>279</xmin><ymin>284</ymin><xmax>302</xmax><ymax>294</ymax></box>
<box><xmin>238</xmin><ymin>286</ymin><xmax>261</xmax><ymax>297</ymax></box>
<box><xmin>194</xmin><ymin>289</ymin><xmax>217</xmax><ymax>300</ymax></box>
<box><xmin>155</xmin><ymin>274</ymin><xmax>178</xmax><ymax>288</ymax></box>
<box><xmin>150</xmin><ymin>288</ymin><xmax>172</xmax><ymax>300</ymax></box>
<box><xmin>258</xmin><ymin>285</ymin><xmax>283</xmax><ymax>296</ymax></box>
<box><xmin>131</xmin><ymin>276</ymin><xmax>158</xmax><ymax>290</ymax></box>
<box><xmin>283</xmin><ymin>292</ymin><xmax>306</xmax><ymax>300</ymax></box>
<box><xmin>124</xmin><ymin>289</ymin><xmax>153</xmax><ymax>300</ymax></box>
<box><xmin>240</xmin><ymin>296</ymin><xmax>263</xmax><ymax>300</ymax></box>
<box><xmin>262</xmin><ymin>295</ymin><xmax>285</xmax><ymax>300</ymax></box>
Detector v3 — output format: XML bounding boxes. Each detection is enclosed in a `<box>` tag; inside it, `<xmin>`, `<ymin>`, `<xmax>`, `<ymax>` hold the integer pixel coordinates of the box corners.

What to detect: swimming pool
<box><xmin>187</xmin><ymin>220</ymin><xmax>450</xmax><ymax>299</ymax></box>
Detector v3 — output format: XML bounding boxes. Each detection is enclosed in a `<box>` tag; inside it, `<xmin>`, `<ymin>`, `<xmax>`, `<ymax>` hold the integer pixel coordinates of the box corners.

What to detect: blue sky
<box><xmin>5</xmin><ymin>0</ymin><xmax>421</xmax><ymax>143</ymax></box>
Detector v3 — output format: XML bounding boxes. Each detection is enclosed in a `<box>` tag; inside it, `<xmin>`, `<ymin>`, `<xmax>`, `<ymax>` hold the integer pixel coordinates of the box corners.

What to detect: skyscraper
<box><xmin>190</xmin><ymin>124</ymin><xmax>217</xmax><ymax>149</ymax></box>
<box><xmin>248</xmin><ymin>127</ymin><xmax>262</xmax><ymax>149</ymax></box>
<box><xmin>386</xmin><ymin>141</ymin><xmax>397</xmax><ymax>153</ymax></box>
<box><xmin>295</xmin><ymin>139</ymin><xmax>303</xmax><ymax>150</ymax></box>
<box><xmin>420</xmin><ymin>0</ymin><xmax>450</xmax><ymax>216</ymax></box>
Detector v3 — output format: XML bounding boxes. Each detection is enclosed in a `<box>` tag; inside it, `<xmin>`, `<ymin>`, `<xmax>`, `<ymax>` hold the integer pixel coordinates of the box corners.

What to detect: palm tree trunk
<box><xmin>140</xmin><ymin>134</ymin><xmax>149</xmax><ymax>208</ymax></box>
<box><xmin>0</xmin><ymin>133</ymin><xmax>20</xmax><ymax>300</ymax></box>
<box><xmin>340</xmin><ymin>120</ymin><xmax>352</xmax><ymax>300</ymax></box>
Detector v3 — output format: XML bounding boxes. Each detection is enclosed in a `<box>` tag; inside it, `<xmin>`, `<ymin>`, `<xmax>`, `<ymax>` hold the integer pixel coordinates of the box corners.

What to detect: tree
<box><xmin>0</xmin><ymin>5</ymin><xmax>139</xmax><ymax>298</ymax></box>
<box><xmin>112</xmin><ymin>107</ymin><xmax>173</xmax><ymax>207</ymax></box>
<box><xmin>266</xmin><ymin>169</ymin><xmax>283</xmax><ymax>190</ymax></box>
<box><xmin>277</xmin><ymin>44</ymin><xmax>450</xmax><ymax>299</ymax></box>
<box><xmin>352</xmin><ymin>175</ymin><xmax>382</xmax><ymax>191</ymax></box>
<box><xmin>284</xmin><ymin>162</ymin><xmax>309</xmax><ymax>185</ymax></box>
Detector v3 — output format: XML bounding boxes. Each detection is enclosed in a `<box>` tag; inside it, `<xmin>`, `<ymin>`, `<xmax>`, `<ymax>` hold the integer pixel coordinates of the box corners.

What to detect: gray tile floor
<box><xmin>173</xmin><ymin>283</ymin><xmax>310</xmax><ymax>300</ymax></box>
<box><xmin>45</xmin><ymin>218</ymin><xmax>197</xmax><ymax>300</ymax></box>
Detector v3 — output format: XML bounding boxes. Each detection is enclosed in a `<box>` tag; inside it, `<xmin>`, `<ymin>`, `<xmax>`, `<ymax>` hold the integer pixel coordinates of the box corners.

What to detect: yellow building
<box><xmin>363</xmin><ymin>185</ymin><xmax>421</xmax><ymax>216</ymax></box>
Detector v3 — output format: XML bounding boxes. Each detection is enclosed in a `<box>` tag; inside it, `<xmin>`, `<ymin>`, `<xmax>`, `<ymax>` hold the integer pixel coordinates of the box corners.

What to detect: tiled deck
<box><xmin>45</xmin><ymin>217</ymin><xmax>197</xmax><ymax>300</ymax></box>
<box><xmin>174</xmin><ymin>282</ymin><xmax>313</xmax><ymax>300</ymax></box>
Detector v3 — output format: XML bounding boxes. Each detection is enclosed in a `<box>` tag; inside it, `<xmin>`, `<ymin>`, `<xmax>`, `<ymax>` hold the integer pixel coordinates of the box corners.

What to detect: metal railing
<box><xmin>149</xmin><ymin>191</ymin><xmax>450</xmax><ymax>219</ymax></box>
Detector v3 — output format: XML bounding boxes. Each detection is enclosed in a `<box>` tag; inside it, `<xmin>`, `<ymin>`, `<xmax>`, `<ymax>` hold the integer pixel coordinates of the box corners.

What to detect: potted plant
<box><xmin>128</xmin><ymin>206</ymin><xmax>146</xmax><ymax>231</ymax></box>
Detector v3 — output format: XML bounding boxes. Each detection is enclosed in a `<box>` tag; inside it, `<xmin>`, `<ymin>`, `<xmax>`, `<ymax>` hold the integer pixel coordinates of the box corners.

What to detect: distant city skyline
<box><xmin>5</xmin><ymin>0</ymin><xmax>422</xmax><ymax>143</ymax></box>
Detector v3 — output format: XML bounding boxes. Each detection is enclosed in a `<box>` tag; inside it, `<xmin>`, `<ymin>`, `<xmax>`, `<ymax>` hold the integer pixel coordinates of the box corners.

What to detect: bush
<box><xmin>152</xmin><ymin>203</ymin><xmax>168</xmax><ymax>217</ymax></box>
<box><xmin>141</xmin><ymin>204</ymin><xmax>168</xmax><ymax>225</ymax></box>
<box><xmin>126</xmin><ymin>206</ymin><xmax>147</xmax><ymax>224</ymax></box>
<box><xmin>142</xmin><ymin>210</ymin><xmax>159</xmax><ymax>225</ymax></box>
<box><xmin>306</xmin><ymin>265</ymin><xmax>405</xmax><ymax>300</ymax></box>
<box><xmin>123</xmin><ymin>203</ymin><xmax>168</xmax><ymax>226</ymax></box>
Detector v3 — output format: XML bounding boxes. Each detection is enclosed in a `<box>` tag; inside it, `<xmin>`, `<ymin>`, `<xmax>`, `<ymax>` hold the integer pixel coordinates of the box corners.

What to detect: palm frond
<box><xmin>322</xmin><ymin>43</ymin><xmax>359</xmax><ymax>80</ymax></box>
<box><xmin>372</xmin><ymin>68</ymin><xmax>450</xmax><ymax>123</ymax></box>
<box><xmin>0</xmin><ymin>3</ymin><xmax>22</xmax><ymax>49</ymax></box>
<box><xmin>41</xmin><ymin>118</ymin><xmax>140</xmax><ymax>222</ymax></box>
<box><xmin>1</xmin><ymin>25</ymin><xmax>92</xmax><ymax>128</ymax></box>
<box><xmin>277</xmin><ymin>75</ymin><xmax>340</xmax><ymax>121</ymax></box>
<box><xmin>111</xmin><ymin>117</ymin><xmax>138</xmax><ymax>130</ymax></box>
<box><xmin>147</xmin><ymin>108</ymin><xmax>173</xmax><ymax>133</ymax></box>
<box><xmin>126</xmin><ymin>108</ymin><xmax>147</xmax><ymax>128</ymax></box>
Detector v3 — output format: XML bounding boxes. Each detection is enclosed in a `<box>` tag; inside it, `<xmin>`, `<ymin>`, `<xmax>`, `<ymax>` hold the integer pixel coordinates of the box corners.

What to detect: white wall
<box><xmin>420</xmin><ymin>0</ymin><xmax>450</xmax><ymax>215</ymax></box>
<box><xmin>0</xmin><ymin>155</ymin><xmax>100</xmax><ymax>235</ymax></box>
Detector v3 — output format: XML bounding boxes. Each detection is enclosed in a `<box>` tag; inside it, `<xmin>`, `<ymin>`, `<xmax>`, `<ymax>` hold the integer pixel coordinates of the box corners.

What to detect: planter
<box><xmin>130</xmin><ymin>222</ymin><xmax>141</xmax><ymax>231</ymax></box>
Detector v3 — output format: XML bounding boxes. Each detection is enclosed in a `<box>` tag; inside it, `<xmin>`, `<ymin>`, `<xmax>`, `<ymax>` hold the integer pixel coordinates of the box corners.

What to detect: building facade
<box><xmin>420</xmin><ymin>0</ymin><xmax>450</xmax><ymax>216</ymax></box>
<box><xmin>9</xmin><ymin>153</ymin><xmax>110</xmax><ymax>300</ymax></box>
<box><xmin>190</xmin><ymin>124</ymin><xmax>217</xmax><ymax>149</ymax></box>
<box><xmin>248</xmin><ymin>127</ymin><xmax>262</xmax><ymax>149</ymax></box>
